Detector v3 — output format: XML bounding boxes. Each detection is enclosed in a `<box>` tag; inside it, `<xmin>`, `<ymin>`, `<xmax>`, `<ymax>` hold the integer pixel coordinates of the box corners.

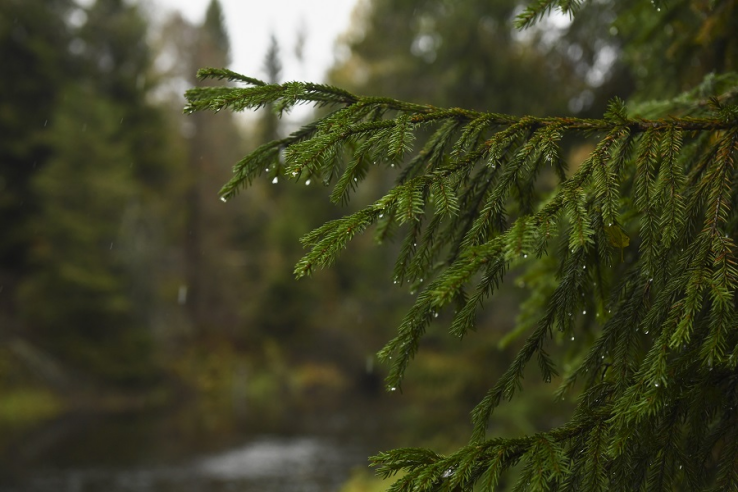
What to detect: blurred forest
<box><xmin>1</xmin><ymin>0</ymin><xmax>734</xmax><ymax>489</ymax></box>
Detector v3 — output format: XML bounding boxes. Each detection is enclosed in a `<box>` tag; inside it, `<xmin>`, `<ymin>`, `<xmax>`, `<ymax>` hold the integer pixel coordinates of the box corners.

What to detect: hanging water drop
<box><xmin>434</xmin><ymin>312</ymin><xmax>439</xmax><ymax>318</ymax></box>
<box><xmin>583</xmin><ymin>265</ymin><xmax>586</xmax><ymax>269</ymax></box>
<box><xmin>305</xmin><ymin>179</ymin><xmax>311</xmax><ymax>186</ymax></box>
<box><xmin>654</xmin><ymin>382</ymin><xmax>659</xmax><ymax>387</ymax></box>
<box><xmin>379</xmin><ymin>213</ymin><xmax>384</xmax><ymax>218</ymax></box>
<box><xmin>390</xmin><ymin>387</ymin><xmax>396</xmax><ymax>392</ymax></box>
<box><xmin>272</xmin><ymin>177</ymin><xmax>278</xmax><ymax>184</ymax></box>
<box><xmin>523</xmin><ymin>254</ymin><xmax>528</xmax><ymax>258</ymax></box>
<box><xmin>571</xmin><ymin>335</ymin><xmax>575</xmax><ymax>341</ymax></box>
<box><xmin>583</xmin><ymin>310</ymin><xmax>587</xmax><ymax>315</ymax></box>
<box><xmin>220</xmin><ymin>196</ymin><xmax>227</xmax><ymax>202</ymax></box>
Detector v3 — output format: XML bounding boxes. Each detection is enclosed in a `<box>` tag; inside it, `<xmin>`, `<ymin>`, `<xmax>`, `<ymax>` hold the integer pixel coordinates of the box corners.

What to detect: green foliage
<box><xmin>187</xmin><ymin>1</ymin><xmax>738</xmax><ymax>490</ymax></box>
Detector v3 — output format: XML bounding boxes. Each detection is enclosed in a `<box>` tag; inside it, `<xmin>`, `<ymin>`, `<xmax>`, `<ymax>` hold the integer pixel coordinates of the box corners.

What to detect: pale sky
<box><xmin>147</xmin><ymin>0</ymin><xmax>360</xmax><ymax>84</ymax></box>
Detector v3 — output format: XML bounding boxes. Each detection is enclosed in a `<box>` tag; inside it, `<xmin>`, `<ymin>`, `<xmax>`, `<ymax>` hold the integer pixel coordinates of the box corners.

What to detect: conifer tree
<box><xmin>186</xmin><ymin>1</ymin><xmax>738</xmax><ymax>490</ymax></box>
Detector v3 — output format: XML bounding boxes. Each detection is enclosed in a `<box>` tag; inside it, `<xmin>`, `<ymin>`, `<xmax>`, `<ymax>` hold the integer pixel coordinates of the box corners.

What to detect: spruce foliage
<box><xmin>185</xmin><ymin>1</ymin><xmax>738</xmax><ymax>490</ymax></box>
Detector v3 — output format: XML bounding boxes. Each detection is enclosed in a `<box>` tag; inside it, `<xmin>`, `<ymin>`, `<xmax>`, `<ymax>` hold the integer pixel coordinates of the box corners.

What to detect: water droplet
<box><xmin>679</xmin><ymin>465</ymin><xmax>683</xmax><ymax>470</ymax></box>
<box><xmin>265</xmin><ymin>167</ymin><xmax>270</xmax><ymax>172</ymax></box>
<box><xmin>583</xmin><ymin>310</ymin><xmax>587</xmax><ymax>315</ymax></box>
<box><xmin>649</xmin><ymin>278</ymin><xmax>653</xmax><ymax>282</ymax></box>
<box><xmin>305</xmin><ymin>179</ymin><xmax>311</xmax><ymax>185</ymax></box>
<box><xmin>419</xmin><ymin>278</ymin><xmax>423</xmax><ymax>283</ymax></box>
<box><xmin>353</xmin><ymin>177</ymin><xmax>358</xmax><ymax>182</ymax></box>
<box><xmin>568</xmin><ymin>312</ymin><xmax>572</xmax><ymax>317</ymax></box>
<box><xmin>272</xmin><ymin>177</ymin><xmax>278</xmax><ymax>184</ymax></box>
<box><xmin>379</xmin><ymin>213</ymin><xmax>384</xmax><ymax>218</ymax></box>
<box><xmin>291</xmin><ymin>171</ymin><xmax>298</xmax><ymax>177</ymax></box>
<box><xmin>607</xmin><ymin>222</ymin><xmax>612</xmax><ymax>227</ymax></box>
<box><xmin>583</xmin><ymin>265</ymin><xmax>586</xmax><ymax>269</ymax></box>
<box><xmin>109</xmin><ymin>242</ymin><xmax>114</xmax><ymax>250</ymax></box>
<box><xmin>571</xmin><ymin>336</ymin><xmax>575</xmax><ymax>341</ymax></box>
<box><xmin>644</xmin><ymin>330</ymin><xmax>649</xmax><ymax>334</ymax></box>
<box><xmin>220</xmin><ymin>196</ymin><xmax>227</xmax><ymax>202</ymax></box>
<box><xmin>434</xmin><ymin>312</ymin><xmax>439</xmax><ymax>318</ymax></box>
<box><xmin>413</xmin><ymin>243</ymin><xmax>417</xmax><ymax>247</ymax></box>
<box><xmin>601</xmin><ymin>355</ymin><xmax>605</xmax><ymax>359</ymax></box>
<box><xmin>390</xmin><ymin>387</ymin><xmax>396</xmax><ymax>392</ymax></box>
<box><xmin>654</xmin><ymin>382</ymin><xmax>659</xmax><ymax>387</ymax></box>
<box><xmin>390</xmin><ymin>163</ymin><xmax>395</xmax><ymax>168</ymax></box>
<box><xmin>523</xmin><ymin>254</ymin><xmax>528</xmax><ymax>258</ymax></box>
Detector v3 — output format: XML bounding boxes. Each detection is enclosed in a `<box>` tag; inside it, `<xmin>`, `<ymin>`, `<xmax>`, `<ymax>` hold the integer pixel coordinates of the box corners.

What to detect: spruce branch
<box><xmin>185</xmin><ymin>69</ymin><xmax>738</xmax><ymax>490</ymax></box>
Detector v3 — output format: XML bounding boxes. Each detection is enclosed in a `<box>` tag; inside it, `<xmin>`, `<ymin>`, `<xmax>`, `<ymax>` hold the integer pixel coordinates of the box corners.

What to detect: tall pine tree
<box><xmin>186</xmin><ymin>0</ymin><xmax>738</xmax><ymax>489</ymax></box>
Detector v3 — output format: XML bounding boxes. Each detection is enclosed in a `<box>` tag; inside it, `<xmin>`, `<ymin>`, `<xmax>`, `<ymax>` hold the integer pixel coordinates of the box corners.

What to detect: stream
<box><xmin>0</xmin><ymin>395</ymin><xmax>397</xmax><ymax>492</ymax></box>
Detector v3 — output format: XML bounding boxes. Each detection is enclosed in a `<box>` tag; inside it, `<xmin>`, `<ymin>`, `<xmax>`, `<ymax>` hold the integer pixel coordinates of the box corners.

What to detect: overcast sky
<box><xmin>148</xmin><ymin>0</ymin><xmax>360</xmax><ymax>84</ymax></box>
